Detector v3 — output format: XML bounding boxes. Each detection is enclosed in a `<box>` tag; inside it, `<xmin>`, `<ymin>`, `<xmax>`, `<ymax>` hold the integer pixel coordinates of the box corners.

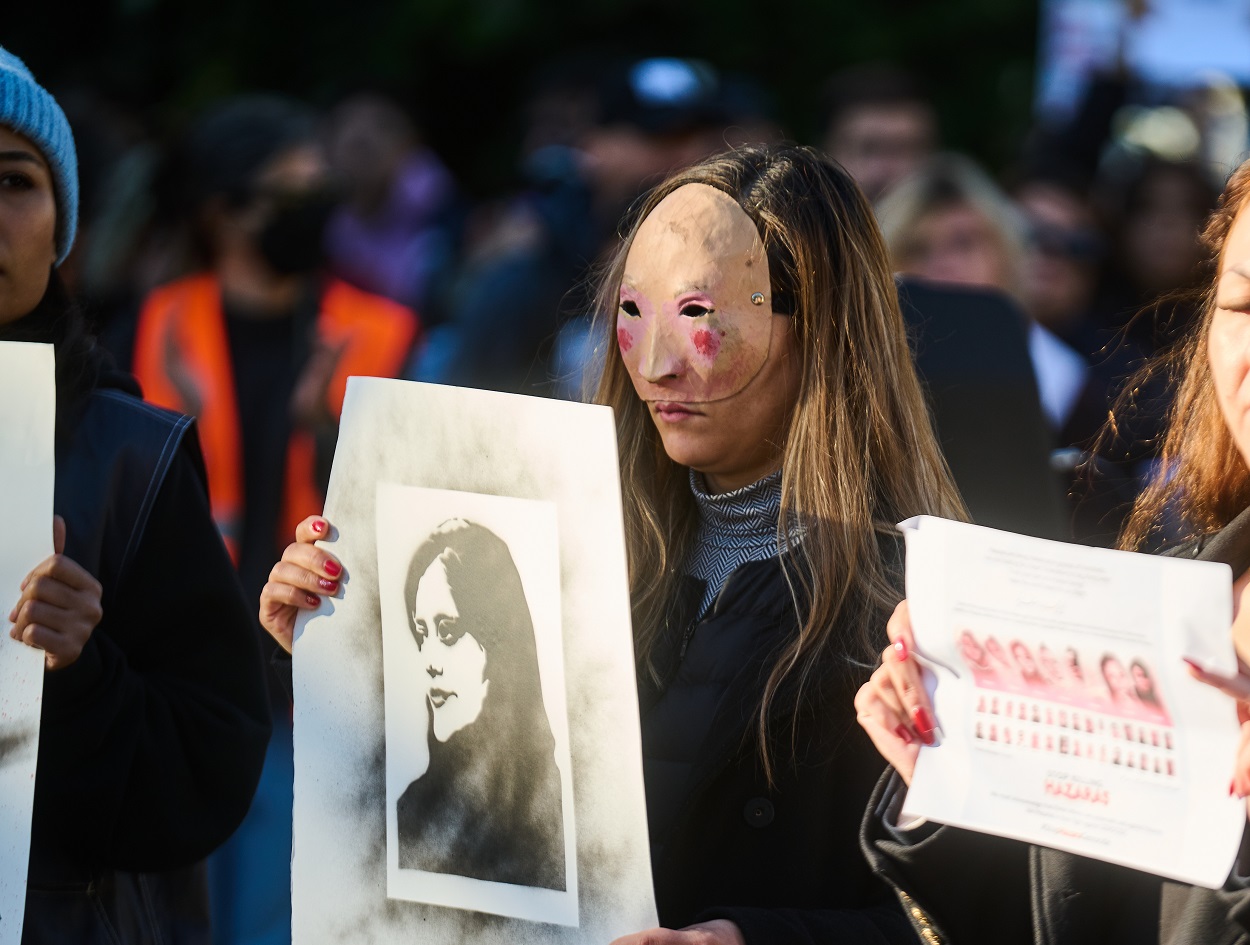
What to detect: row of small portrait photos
<box><xmin>975</xmin><ymin>694</ymin><xmax>1172</xmax><ymax>749</ymax></box>
<box><xmin>973</xmin><ymin>723</ymin><xmax>1177</xmax><ymax>777</ymax></box>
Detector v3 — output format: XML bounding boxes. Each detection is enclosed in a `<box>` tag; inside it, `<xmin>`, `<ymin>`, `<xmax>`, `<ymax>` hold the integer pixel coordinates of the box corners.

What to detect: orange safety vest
<box><xmin>132</xmin><ymin>273</ymin><xmax>419</xmax><ymax>563</ymax></box>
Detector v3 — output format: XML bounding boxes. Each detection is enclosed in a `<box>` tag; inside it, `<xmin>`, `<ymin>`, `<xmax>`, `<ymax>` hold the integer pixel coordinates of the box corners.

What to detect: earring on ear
<box><xmin>751</xmin><ymin>292</ymin><xmax>765</xmax><ymax>306</ymax></box>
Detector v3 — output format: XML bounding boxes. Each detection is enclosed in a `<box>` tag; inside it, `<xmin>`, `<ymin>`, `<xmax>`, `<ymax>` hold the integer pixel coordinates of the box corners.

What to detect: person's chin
<box><xmin>655</xmin><ymin>428</ymin><xmax>722</xmax><ymax>470</ymax></box>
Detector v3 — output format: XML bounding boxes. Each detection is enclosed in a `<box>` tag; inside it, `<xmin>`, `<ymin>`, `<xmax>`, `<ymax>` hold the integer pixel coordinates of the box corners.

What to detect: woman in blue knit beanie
<box><xmin>0</xmin><ymin>46</ymin><xmax>271</xmax><ymax>945</ymax></box>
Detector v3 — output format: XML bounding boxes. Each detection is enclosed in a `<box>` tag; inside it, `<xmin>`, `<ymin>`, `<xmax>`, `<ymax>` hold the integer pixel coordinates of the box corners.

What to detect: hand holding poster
<box><xmin>0</xmin><ymin>342</ymin><xmax>54</xmax><ymax>945</ymax></box>
<box><xmin>291</xmin><ymin>378</ymin><xmax>656</xmax><ymax>943</ymax></box>
<box><xmin>900</xmin><ymin>515</ymin><xmax>1246</xmax><ymax>888</ymax></box>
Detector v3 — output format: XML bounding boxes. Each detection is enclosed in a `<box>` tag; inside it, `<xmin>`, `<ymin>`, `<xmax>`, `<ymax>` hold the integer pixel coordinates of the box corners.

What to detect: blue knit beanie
<box><xmin>0</xmin><ymin>47</ymin><xmax>78</xmax><ymax>266</ymax></box>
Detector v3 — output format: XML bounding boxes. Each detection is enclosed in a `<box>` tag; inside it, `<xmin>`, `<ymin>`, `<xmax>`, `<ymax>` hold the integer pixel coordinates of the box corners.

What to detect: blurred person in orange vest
<box><xmin>131</xmin><ymin>94</ymin><xmax>417</xmax><ymax>945</ymax></box>
<box><xmin>134</xmin><ymin>95</ymin><xmax>418</xmax><ymax>614</ymax></box>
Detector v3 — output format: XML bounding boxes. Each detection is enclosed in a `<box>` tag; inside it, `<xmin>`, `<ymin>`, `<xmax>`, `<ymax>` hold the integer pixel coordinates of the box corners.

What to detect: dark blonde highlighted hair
<box><xmin>588</xmin><ymin>144</ymin><xmax>966</xmax><ymax>777</ymax></box>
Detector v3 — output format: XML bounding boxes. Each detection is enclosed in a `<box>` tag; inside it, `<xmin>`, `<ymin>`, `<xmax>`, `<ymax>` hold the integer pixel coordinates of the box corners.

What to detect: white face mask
<box><xmin>617</xmin><ymin>183</ymin><xmax>783</xmax><ymax>403</ymax></box>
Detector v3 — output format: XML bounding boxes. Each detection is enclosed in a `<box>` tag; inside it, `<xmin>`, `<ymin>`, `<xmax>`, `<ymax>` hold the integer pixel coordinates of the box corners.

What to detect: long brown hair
<box><xmin>589</xmin><ymin>144</ymin><xmax>966</xmax><ymax>777</ymax></box>
<box><xmin>1119</xmin><ymin>160</ymin><xmax>1250</xmax><ymax>550</ymax></box>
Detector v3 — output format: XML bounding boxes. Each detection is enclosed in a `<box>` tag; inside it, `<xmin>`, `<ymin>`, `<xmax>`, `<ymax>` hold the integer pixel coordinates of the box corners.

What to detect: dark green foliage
<box><xmin>11</xmin><ymin>0</ymin><xmax>1037</xmax><ymax>194</ymax></box>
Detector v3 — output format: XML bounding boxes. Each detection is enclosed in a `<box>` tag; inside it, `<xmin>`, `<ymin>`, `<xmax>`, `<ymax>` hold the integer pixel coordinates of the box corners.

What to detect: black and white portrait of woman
<box><xmin>377</xmin><ymin>484</ymin><xmax>576</xmax><ymax>925</ymax></box>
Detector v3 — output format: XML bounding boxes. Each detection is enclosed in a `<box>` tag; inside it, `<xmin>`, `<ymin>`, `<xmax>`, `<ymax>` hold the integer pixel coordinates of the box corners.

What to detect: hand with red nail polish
<box><xmin>854</xmin><ymin>600</ymin><xmax>937</xmax><ymax>786</ymax></box>
<box><xmin>1184</xmin><ymin>656</ymin><xmax>1250</xmax><ymax>809</ymax></box>
<box><xmin>259</xmin><ymin>513</ymin><xmax>344</xmax><ymax>654</ymax></box>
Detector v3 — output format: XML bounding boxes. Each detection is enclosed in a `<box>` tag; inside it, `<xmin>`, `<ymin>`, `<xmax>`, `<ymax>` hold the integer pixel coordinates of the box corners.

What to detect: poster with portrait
<box><xmin>900</xmin><ymin>515</ymin><xmax>1246</xmax><ymax>888</ymax></box>
<box><xmin>291</xmin><ymin>378</ymin><xmax>657</xmax><ymax>944</ymax></box>
<box><xmin>0</xmin><ymin>342</ymin><xmax>54</xmax><ymax>945</ymax></box>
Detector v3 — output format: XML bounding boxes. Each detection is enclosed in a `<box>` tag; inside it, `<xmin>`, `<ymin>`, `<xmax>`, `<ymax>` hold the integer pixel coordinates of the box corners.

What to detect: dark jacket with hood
<box><xmin>21</xmin><ymin>367</ymin><xmax>270</xmax><ymax>945</ymax></box>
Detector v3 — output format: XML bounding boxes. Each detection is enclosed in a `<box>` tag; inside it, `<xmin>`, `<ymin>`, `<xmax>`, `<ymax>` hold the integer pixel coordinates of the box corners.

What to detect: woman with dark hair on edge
<box><xmin>1132</xmin><ymin>658</ymin><xmax>1163</xmax><ymax>709</ymax></box>
<box><xmin>397</xmin><ymin>518</ymin><xmax>564</xmax><ymax>890</ymax></box>
<box><xmin>855</xmin><ymin>156</ymin><xmax>1250</xmax><ymax>943</ymax></box>
<box><xmin>0</xmin><ymin>46</ymin><xmax>270</xmax><ymax>943</ymax></box>
<box><xmin>262</xmin><ymin>143</ymin><xmax>965</xmax><ymax>943</ymax></box>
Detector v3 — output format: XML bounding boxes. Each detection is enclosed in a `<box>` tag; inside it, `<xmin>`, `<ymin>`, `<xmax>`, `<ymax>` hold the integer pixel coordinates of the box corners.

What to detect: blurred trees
<box><xmin>12</xmin><ymin>0</ymin><xmax>1037</xmax><ymax>194</ymax></box>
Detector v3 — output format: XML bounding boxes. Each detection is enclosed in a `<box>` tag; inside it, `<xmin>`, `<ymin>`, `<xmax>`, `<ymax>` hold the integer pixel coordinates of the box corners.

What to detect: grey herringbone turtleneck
<box><xmin>685</xmin><ymin>469</ymin><xmax>792</xmax><ymax>618</ymax></box>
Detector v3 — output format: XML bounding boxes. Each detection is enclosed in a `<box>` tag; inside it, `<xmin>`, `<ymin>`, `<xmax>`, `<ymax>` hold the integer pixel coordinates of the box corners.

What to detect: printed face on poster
<box><xmin>291</xmin><ymin>378</ymin><xmax>656</xmax><ymax>945</ymax></box>
<box><xmin>376</xmin><ymin>485</ymin><xmax>576</xmax><ymax>924</ymax></box>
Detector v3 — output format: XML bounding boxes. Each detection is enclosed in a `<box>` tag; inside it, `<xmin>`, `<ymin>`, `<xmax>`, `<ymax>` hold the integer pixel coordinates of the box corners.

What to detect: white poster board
<box><xmin>291</xmin><ymin>378</ymin><xmax>656</xmax><ymax>943</ymax></box>
<box><xmin>0</xmin><ymin>342</ymin><xmax>54</xmax><ymax>945</ymax></box>
<box><xmin>900</xmin><ymin>515</ymin><xmax>1245</xmax><ymax>888</ymax></box>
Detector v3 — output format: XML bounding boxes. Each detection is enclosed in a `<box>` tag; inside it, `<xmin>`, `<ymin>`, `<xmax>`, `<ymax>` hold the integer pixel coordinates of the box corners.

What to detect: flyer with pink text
<box><xmin>900</xmin><ymin>516</ymin><xmax>1245</xmax><ymax>888</ymax></box>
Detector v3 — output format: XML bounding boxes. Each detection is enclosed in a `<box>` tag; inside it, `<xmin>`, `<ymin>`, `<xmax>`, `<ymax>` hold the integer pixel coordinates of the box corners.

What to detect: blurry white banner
<box><xmin>0</xmin><ymin>342</ymin><xmax>53</xmax><ymax>945</ymax></box>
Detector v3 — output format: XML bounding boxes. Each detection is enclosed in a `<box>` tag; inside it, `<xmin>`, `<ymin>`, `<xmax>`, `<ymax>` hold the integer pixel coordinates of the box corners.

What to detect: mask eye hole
<box><xmin>680</xmin><ymin>303</ymin><xmax>712</xmax><ymax>318</ymax></box>
<box><xmin>620</xmin><ymin>299</ymin><xmax>641</xmax><ymax>317</ymax></box>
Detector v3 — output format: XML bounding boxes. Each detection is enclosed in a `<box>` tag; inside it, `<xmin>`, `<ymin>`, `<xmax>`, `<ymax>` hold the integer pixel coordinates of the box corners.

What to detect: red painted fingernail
<box><xmin>323</xmin><ymin>560</ymin><xmax>341</xmax><ymax>577</ymax></box>
<box><xmin>894</xmin><ymin>724</ymin><xmax>915</xmax><ymax>745</ymax></box>
<box><xmin>912</xmin><ymin>706</ymin><xmax>936</xmax><ymax>744</ymax></box>
<box><xmin>894</xmin><ymin>639</ymin><xmax>908</xmax><ymax>662</ymax></box>
<box><xmin>306</xmin><ymin>594</ymin><xmax>321</xmax><ymax>607</ymax></box>
<box><xmin>1182</xmin><ymin>657</ymin><xmax>1202</xmax><ymax>672</ymax></box>
<box><xmin>1231</xmin><ymin>779</ymin><xmax>1237</xmax><ymax>798</ymax></box>
<box><xmin>318</xmin><ymin>578</ymin><xmax>338</xmax><ymax>591</ymax></box>
<box><xmin>311</xmin><ymin>519</ymin><xmax>326</xmax><ymax>534</ymax></box>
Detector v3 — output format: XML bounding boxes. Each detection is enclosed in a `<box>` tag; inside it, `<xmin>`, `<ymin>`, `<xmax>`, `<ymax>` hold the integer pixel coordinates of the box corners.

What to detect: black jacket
<box><xmin>641</xmin><ymin>552</ymin><xmax>915</xmax><ymax>944</ymax></box>
<box><xmin>22</xmin><ymin>374</ymin><xmax>271</xmax><ymax>944</ymax></box>
<box><xmin>860</xmin><ymin>506</ymin><xmax>1250</xmax><ymax>945</ymax></box>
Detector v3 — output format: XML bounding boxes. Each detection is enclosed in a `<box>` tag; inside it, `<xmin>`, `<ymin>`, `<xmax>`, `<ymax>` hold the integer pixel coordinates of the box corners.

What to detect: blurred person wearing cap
<box><xmin>819</xmin><ymin>64</ymin><xmax>938</xmax><ymax>204</ymax></box>
<box><xmin>414</xmin><ymin>56</ymin><xmax>742</xmax><ymax>396</ymax></box>
<box><xmin>0</xmin><ymin>46</ymin><xmax>271</xmax><ymax>944</ymax></box>
<box><xmin>129</xmin><ymin>94</ymin><xmax>418</xmax><ymax>945</ymax></box>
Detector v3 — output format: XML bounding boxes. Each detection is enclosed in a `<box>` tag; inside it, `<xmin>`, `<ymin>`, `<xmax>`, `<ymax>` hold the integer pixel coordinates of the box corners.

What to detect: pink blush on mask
<box><xmin>691</xmin><ymin>327</ymin><xmax>721</xmax><ymax>360</ymax></box>
<box><xmin>617</xmin><ymin>327</ymin><xmax>635</xmax><ymax>353</ymax></box>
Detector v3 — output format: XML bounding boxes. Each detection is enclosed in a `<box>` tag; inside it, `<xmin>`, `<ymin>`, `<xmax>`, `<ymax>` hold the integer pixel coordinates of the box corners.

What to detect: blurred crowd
<box><xmin>55</xmin><ymin>56</ymin><xmax>1243</xmax><ymax>554</ymax></box>
<box><xmin>25</xmin><ymin>43</ymin><xmax>1250</xmax><ymax>945</ymax></box>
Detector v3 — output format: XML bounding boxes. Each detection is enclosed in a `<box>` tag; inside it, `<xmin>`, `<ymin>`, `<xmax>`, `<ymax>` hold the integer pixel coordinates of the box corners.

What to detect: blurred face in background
<box><xmin>1121</xmin><ymin>166</ymin><xmax>1208</xmax><ymax>295</ymax></box>
<box><xmin>325</xmin><ymin>96</ymin><xmax>414</xmax><ymax>213</ymax></box>
<box><xmin>213</xmin><ymin>141</ymin><xmax>332</xmax><ymax>276</ymax></box>
<box><xmin>0</xmin><ymin>125</ymin><xmax>57</xmax><ymax>324</ymax></box>
<box><xmin>581</xmin><ymin>124</ymin><xmax>721</xmax><ymax>226</ymax></box>
<box><xmin>1017</xmin><ymin>181</ymin><xmax>1101</xmax><ymax>333</ymax></box>
<box><xmin>893</xmin><ymin>200</ymin><xmax>1013</xmax><ymax>293</ymax></box>
<box><xmin>824</xmin><ymin>103</ymin><xmax>935</xmax><ymax>203</ymax></box>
